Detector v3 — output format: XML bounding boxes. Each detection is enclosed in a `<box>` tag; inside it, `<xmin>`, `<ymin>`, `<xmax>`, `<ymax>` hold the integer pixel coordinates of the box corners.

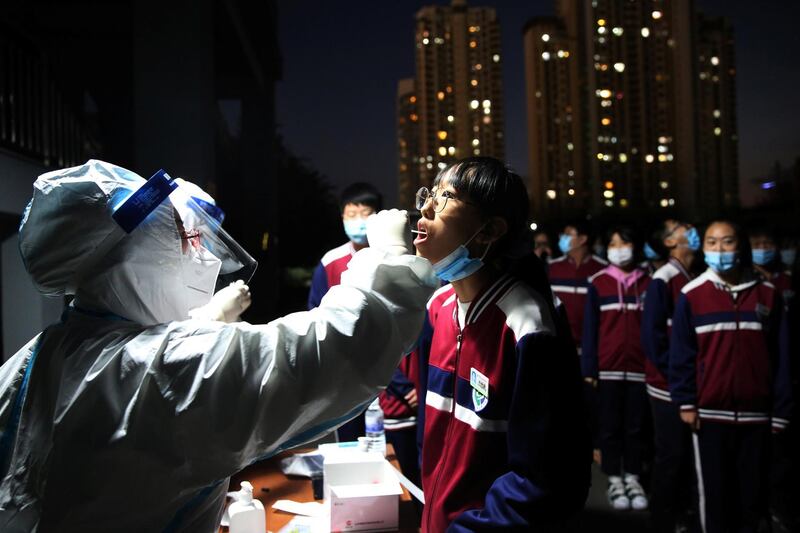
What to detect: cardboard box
<box><xmin>322</xmin><ymin>449</ymin><xmax>402</xmax><ymax>532</ymax></box>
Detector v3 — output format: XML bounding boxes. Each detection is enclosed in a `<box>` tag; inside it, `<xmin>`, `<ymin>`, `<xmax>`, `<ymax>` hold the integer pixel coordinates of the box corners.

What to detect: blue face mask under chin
<box><xmin>704</xmin><ymin>250</ymin><xmax>738</xmax><ymax>273</ymax></box>
<box><xmin>558</xmin><ymin>234</ymin><xmax>573</xmax><ymax>254</ymax></box>
<box><xmin>781</xmin><ymin>249</ymin><xmax>797</xmax><ymax>267</ymax></box>
<box><xmin>433</xmin><ymin>226</ymin><xmax>489</xmax><ymax>282</ymax></box>
<box><xmin>684</xmin><ymin>227</ymin><xmax>701</xmax><ymax>251</ymax></box>
<box><xmin>343</xmin><ymin>219</ymin><xmax>368</xmax><ymax>245</ymax></box>
<box><xmin>643</xmin><ymin>242</ymin><xmax>660</xmax><ymax>260</ymax></box>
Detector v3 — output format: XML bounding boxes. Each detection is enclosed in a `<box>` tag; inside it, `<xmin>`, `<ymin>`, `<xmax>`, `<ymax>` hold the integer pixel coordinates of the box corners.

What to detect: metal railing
<box><xmin>0</xmin><ymin>24</ymin><xmax>97</xmax><ymax>167</ymax></box>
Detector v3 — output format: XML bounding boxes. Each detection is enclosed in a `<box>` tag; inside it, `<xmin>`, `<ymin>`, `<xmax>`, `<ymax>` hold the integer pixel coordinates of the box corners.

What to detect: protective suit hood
<box><xmin>19</xmin><ymin>160</ymin><xmax>198</xmax><ymax>325</ymax></box>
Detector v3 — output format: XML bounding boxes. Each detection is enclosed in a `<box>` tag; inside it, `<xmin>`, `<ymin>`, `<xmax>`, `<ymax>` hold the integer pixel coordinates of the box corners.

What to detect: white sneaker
<box><xmin>623</xmin><ymin>474</ymin><xmax>649</xmax><ymax>511</ymax></box>
<box><xmin>607</xmin><ymin>476</ymin><xmax>630</xmax><ymax>510</ymax></box>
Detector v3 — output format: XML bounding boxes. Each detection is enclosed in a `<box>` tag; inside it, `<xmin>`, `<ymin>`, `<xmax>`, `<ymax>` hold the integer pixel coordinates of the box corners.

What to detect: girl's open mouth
<box><xmin>412</xmin><ymin>226</ymin><xmax>428</xmax><ymax>245</ymax></box>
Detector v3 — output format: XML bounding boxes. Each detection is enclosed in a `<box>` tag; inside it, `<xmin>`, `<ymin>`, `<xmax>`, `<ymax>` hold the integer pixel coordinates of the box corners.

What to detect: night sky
<box><xmin>275</xmin><ymin>0</ymin><xmax>800</xmax><ymax>208</ymax></box>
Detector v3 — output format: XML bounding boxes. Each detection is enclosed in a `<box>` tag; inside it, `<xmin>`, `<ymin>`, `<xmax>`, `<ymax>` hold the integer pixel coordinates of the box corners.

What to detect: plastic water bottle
<box><xmin>364</xmin><ymin>398</ymin><xmax>386</xmax><ymax>456</ymax></box>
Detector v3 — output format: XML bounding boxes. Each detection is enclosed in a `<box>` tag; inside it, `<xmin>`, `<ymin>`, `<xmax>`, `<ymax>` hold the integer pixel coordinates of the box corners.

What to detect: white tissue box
<box><xmin>322</xmin><ymin>449</ymin><xmax>402</xmax><ymax>532</ymax></box>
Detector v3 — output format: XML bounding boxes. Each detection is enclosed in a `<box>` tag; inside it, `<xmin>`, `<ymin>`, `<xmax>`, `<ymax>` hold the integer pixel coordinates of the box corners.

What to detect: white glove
<box><xmin>189</xmin><ymin>280</ymin><xmax>252</xmax><ymax>323</ymax></box>
<box><xmin>366</xmin><ymin>209</ymin><xmax>411</xmax><ymax>256</ymax></box>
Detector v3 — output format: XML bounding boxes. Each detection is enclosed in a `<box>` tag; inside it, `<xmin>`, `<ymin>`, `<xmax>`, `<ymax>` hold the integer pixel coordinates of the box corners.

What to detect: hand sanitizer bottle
<box><xmin>228</xmin><ymin>481</ymin><xmax>266</xmax><ymax>533</ymax></box>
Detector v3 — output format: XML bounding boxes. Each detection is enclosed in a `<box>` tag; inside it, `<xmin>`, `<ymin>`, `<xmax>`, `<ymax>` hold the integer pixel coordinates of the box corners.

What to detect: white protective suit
<box><xmin>0</xmin><ymin>160</ymin><xmax>435</xmax><ymax>532</ymax></box>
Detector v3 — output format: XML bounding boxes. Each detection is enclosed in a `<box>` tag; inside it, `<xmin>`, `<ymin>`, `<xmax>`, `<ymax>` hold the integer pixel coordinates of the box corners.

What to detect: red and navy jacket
<box><xmin>581</xmin><ymin>266</ymin><xmax>651</xmax><ymax>381</ymax></box>
<box><xmin>379</xmin><ymin>352</ymin><xmax>419</xmax><ymax>431</ymax></box>
<box><xmin>307</xmin><ymin>242</ymin><xmax>355</xmax><ymax>310</ymax></box>
<box><xmin>418</xmin><ymin>275</ymin><xmax>590</xmax><ymax>532</ymax></box>
<box><xmin>669</xmin><ymin>269</ymin><xmax>792</xmax><ymax>431</ymax></box>
<box><xmin>548</xmin><ymin>255</ymin><xmax>607</xmax><ymax>350</ymax></box>
<box><xmin>641</xmin><ymin>258</ymin><xmax>692</xmax><ymax>401</ymax></box>
<box><xmin>762</xmin><ymin>268</ymin><xmax>794</xmax><ymax>309</ymax></box>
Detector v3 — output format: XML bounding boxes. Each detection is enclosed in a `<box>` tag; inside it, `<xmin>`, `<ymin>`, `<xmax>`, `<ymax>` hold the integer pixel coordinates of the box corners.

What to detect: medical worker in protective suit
<box><xmin>0</xmin><ymin>160</ymin><xmax>436</xmax><ymax>532</ymax></box>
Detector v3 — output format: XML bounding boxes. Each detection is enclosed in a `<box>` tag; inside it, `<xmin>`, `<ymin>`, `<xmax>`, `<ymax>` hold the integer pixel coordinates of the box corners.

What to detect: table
<box><xmin>222</xmin><ymin>444</ymin><xmax>421</xmax><ymax>532</ymax></box>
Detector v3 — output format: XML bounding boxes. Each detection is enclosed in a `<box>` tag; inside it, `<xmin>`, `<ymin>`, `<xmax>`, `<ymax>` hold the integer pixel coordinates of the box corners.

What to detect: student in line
<box><xmin>582</xmin><ymin>225</ymin><xmax>651</xmax><ymax>512</ymax></box>
<box><xmin>670</xmin><ymin>219</ymin><xmax>792</xmax><ymax>533</ymax></box>
<box><xmin>641</xmin><ymin>219</ymin><xmax>702</xmax><ymax>532</ymax></box>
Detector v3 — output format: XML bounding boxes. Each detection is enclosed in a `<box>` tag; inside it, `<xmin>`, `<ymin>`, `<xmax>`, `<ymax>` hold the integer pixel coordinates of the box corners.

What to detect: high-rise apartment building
<box><xmin>523</xmin><ymin>17</ymin><xmax>585</xmax><ymax>215</ymax></box>
<box><xmin>398</xmin><ymin>0</ymin><xmax>505</xmax><ymax>207</ymax></box>
<box><xmin>524</xmin><ymin>0</ymin><xmax>737</xmax><ymax>219</ymax></box>
<box><xmin>397</xmin><ymin>78</ymin><xmax>420</xmax><ymax>209</ymax></box>
<box><xmin>695</xmin><ymin>15</ymin><xmax>739</xmax><ymax>210</ymax></box>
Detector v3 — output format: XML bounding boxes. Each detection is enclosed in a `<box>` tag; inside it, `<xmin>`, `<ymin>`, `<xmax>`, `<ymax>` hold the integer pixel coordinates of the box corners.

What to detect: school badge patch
<box><xmin>470</xmin><ymin>367</ymin><xmax>489</xmax><ymax>412</ymax></box>
<box><xmin>472</xmin><ymin>389</ymin><xmax>488</xmax><ymax>412</ymax></box>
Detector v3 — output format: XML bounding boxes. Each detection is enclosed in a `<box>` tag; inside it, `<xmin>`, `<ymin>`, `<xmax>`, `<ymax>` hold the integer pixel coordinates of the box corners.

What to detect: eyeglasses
<box><xmin>415</xmin><ymin>187</ymin><xmax>475</xmax><ymax>213</ymax></box>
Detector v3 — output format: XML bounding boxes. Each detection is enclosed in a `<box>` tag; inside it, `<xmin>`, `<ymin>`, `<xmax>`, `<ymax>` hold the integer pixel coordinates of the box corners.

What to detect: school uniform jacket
<box><xmin>307</xmin><ymin>242</ymin><xmax>355</xmax><ymax>310</ymax></box>
<box><xmin>641</xmin><ymin>259</ymin><xmax>692</xmax><ymax>402</ymax></box>
<box><xmin>419</xmin><ymin>275</ymin><xmax>590</xmax><ymax>532</ymax></box>
<box><xmin>582</xmin><ymin>267</ymin><xmax>651</xmax><ymax>382</ymax></box>
<box><xmin>669</xmin><ymin>269</ymin><xmax>792</xmax><ymax>431</ymax></box>
<box><xmin>765</xmin><ymin>269</ymin><xmax>794</xmax><ymax>309</ymax></box>
<box><xmin>548</xmin><ymin>255</ymin><xmax>607</xmax><ymax>349</ymax></box>
<box><xmin>379</xmin><ymin>352</ymin><xmax>418</xmax><ymax>431</ymax></box>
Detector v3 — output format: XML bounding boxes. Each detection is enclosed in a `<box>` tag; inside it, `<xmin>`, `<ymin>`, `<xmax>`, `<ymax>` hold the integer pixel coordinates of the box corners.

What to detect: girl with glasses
<box><xmin>413</xmin><ymin>157</ymin><xmax>590</xmax><ymax>532</ymax></box>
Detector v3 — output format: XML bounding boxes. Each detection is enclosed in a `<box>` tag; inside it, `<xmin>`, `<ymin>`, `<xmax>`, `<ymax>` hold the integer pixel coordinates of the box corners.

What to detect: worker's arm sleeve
<box><xmin>130</xmin><ymin>248</ymin><xmax>436</xmax><ymax>481</ymax></box>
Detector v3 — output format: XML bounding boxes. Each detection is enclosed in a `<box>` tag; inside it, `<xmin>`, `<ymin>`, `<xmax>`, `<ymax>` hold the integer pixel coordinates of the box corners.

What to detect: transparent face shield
<box><xmin>112</xmin><ymin>169</ymin><xmax>258</xmax><ymax>292</ymax></box>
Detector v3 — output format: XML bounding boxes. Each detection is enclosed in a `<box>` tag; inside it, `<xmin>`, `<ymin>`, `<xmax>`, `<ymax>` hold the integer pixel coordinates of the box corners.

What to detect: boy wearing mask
<box><xmin>548</xmin><ymin>220</ymin><xmax>607</xmax><ymax>353</ymax></box>
<box><xmin>309</xmin><ymin>183</ymin><xmax>385</xmax><ymax>444</ymax></box>
<box><xmin>308</xmin><ymin>182</ymin><xmax>382</xmax><ymax>310</ymax></box>
<box><xmin>750</xmin><ymin>226</ymin><xmax>794</xmax><ymax>308</ymax></box>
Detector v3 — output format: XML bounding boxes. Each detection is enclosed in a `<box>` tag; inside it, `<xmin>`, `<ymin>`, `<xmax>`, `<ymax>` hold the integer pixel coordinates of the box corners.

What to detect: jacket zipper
<box><xmin>426</xmin><ymin>326</ymin><xmax>463</xmax><ymax>532</ymax></box>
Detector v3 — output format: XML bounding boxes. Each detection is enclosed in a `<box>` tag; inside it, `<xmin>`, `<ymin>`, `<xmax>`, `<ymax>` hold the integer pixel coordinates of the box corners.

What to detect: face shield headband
<box><xmin>112</xmin><ymin>170</ymin><xmax>258</xmax><ymax>292</ymax></box>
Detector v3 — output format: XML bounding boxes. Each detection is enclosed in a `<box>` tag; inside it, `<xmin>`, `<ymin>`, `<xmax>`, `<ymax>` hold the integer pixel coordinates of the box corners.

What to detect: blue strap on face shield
<box><xmin>190</xmin><ymin>196</ymin><xmax>226</xmax><ymax>225</ymax></box>
<box><xmin>112</xmin><ymin>169</ymin><xmax>177</xmax><ymax>233</ymax></box>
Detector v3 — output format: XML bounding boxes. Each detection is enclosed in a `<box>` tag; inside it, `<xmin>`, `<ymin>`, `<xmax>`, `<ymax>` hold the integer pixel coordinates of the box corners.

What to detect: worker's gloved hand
<box><xmin>188</xmin><ymin>280</ymin><xmax>252</xmax><ymax>323</ymax></box>
<box><xmin>367</xmin><ymin>209</ymin><xmax>411</xmax><ymax>256</ymax></box>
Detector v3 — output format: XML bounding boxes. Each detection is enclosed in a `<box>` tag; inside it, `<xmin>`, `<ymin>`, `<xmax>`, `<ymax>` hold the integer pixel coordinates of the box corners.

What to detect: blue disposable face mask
<box><xmin>433</xmin><ymin>226</ymin><xmax>489</xmax><ymax>282</ymax></box>
<box><xmin>780</xmin><ymin>249</ymin><xmax>796</xmax><ymax>267</ymax></box>
<box><xmin>705</xmin><ymin>250</ymin><xmax>738</xmax><ymax>273</ymax></box>
<box><xmin>684</xmin><ymin>227</ymin><xmax>701</xmax><ymax>251</ymax></box>
<box><xmin>643</xmin><ymin>243</ymin><xmax>660</xmax><ymax>260</ymax></box>
<box><xmin>751</xmin><ymin>248</ymin><xmax>776</xmax><ymax>266</ymax></box>
<box><xmin>343</xmin><ymin>219</ymin><xmax>368</xmax><ymax>245</ymax></box>
<box><xmin>558</xmin><ymin>234</ymin><xmax>573</xmax><ymax>254</ymax></box>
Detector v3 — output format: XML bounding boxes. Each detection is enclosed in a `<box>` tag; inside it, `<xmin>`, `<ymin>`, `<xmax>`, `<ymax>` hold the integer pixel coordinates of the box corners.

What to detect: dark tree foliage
<box><xmin>273</xmin><ymin>137</ymin><xmax>343</xmax><ymax>268</ymax></box>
